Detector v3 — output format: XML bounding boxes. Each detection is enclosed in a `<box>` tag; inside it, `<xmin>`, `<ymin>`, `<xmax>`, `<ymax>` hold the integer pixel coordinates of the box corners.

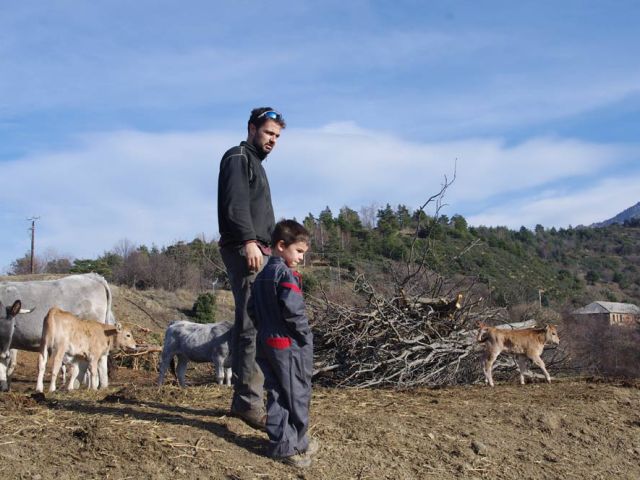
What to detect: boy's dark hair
<box><xmin>248</xmin><ymin>107</ymin><xmax>287</xmax><ymax>131</ymax></box>
<box><xmin>271</xmin><ymin>219</ymin><xmax>310</xmax><ymax>248</ymax></box>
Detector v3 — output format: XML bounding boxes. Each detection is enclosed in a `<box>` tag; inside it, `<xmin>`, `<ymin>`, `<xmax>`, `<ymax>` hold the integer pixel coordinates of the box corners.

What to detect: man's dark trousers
<box><xmin>221</xmin><ymin>245</ymin><xmax>268</xmax><ymax>414</ymax></box>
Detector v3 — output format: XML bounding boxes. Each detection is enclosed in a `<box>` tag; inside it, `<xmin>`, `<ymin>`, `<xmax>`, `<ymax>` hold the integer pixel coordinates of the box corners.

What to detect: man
<box><xmin>217</xmin><ymin>107</ymin><xmax>286</xmax><ymax>429</ymax></box>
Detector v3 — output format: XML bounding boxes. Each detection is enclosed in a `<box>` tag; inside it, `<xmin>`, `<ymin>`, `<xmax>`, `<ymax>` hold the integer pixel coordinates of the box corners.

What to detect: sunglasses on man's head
<box><xmin>256</xmin><ymin>110</ymin><xmax>282</xmax><ymax>121</ymax></box>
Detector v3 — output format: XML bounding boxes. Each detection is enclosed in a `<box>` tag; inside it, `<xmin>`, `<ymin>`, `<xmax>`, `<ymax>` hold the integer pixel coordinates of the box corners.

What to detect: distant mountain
<box><xmin>592</xmin><ymin>202</ymin><xmax>640</xmax><ymax>227</ymax></box>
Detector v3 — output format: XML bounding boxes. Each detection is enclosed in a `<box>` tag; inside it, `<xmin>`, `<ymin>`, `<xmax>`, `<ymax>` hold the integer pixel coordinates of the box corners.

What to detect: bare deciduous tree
<box><xmin>359</xmin><ymin>202</ymin><xmax>379</xmax><ymax>230</ymax></box>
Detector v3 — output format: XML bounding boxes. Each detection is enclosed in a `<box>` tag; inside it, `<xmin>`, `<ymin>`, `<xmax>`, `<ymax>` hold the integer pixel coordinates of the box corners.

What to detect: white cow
<box><xmin>158</xmin><ymin>320</ymin><xmax>233</xmax><ymax>387</ymax></box>
<box><xmin>36</xmin><ymin>307</ymin><xmax>137</xmax><ymax>392</ymax></box>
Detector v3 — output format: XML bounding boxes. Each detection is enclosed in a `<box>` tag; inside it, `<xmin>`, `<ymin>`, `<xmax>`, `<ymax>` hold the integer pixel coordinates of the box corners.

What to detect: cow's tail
<box><xmin>169</xmin><ymin>357</ymin><xmax>177</xmax><ymax>379</ymax></box>
<box><xmin>91</xmin><ymin>273</ymin><xmax>116</xmax><ymax>325</ymax></box>
<box><xmin>40</xmin><ymin>307</ymin><xmax>58</xmax><ymax>355</ymax></box>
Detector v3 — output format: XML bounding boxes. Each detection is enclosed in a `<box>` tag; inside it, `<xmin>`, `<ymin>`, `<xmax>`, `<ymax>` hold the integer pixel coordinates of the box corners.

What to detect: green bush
<box><xmin>192</xmin><ymin>292</ymin><xmax>216</xmax><ymax>324</ymax></box>
<box><xmin>301</xmin><ymin>271</ymin><xmax>319</xmax><ymax>295</ymax></box>
<box><xmin>585</xmin><ymin>270</ymin><xmax>600</xmax><ymax>285</ymax></box>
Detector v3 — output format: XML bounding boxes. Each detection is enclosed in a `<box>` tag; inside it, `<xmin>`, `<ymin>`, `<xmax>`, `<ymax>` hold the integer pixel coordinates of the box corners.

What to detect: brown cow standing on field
<box><xmin>476</xmin><ymin>322</ymin><xmax>560</xmax><ymax>387</ymax></box>
<box><xmin>36</xmin><ymin>307</ymin><xmax>137</xmax><ymax>393</ymax></box>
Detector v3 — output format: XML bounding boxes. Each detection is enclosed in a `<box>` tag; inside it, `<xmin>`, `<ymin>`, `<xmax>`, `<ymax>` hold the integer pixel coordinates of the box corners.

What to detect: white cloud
<box><xmin>273</xmin><ymin>129</ymin><xmax>632</xmax><ymax>214</ymax></box>
<box><xmin>0</xmin><ymin>130</ymin><xmax>236</xmax><ymax>271</ymax></box>
<box><xmin>468</xmin><ymin>177</ymin><xmax>640</xmax><ymax>229</ymax></box>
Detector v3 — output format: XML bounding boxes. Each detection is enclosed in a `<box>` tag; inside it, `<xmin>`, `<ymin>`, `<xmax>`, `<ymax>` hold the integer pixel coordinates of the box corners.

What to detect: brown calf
<box><xmin>36</xmin><ymin>307</ymin><xmax>137</xmax><ymax>392</ymax></box>
<box><xmin>477</xmin><ymin>322</ymin><xmax>560</xmax><ymax>387</ymax></box>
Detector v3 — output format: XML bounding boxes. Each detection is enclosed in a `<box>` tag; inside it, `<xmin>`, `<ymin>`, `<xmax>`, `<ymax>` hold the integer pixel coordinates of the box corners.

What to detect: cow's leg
<box><xmin>74</xmin><ymin>361</ymin><xmax>87</xmax><ymax>389</ymax></box>
<box><xmin>67</xmin><ymin>362</ymin><xmax>80</xmax><ymax>390</ymax></box>
<box><xmin>49</xmin><ymin>349</ymin><xmax>66</xmax><ymax>393</ymax></box>
<box><xmin>515</xmin><ymin>355</ymin><xmax>529</xmax><ymax>385</ymax></box>
<box><xmin>480</xmin><ymin>351</ymin><xmax>489</xmax><ymax>385</ymax></box>
<box><xmin>223</xmin><ymin>355</ymin><xmax>232</xmax><ymax>386</ymax></box>
<box><xmin>213</xmin><ymin>355</ymin><xmax>224</xmax><ymax>385</ymax></box>
<box><xmin>175</xmin><ymin>355</ymin><xmax>188</xmax><ymax>387</ymax></box>
<box><xmin>36</xmin><ymin>348</ymin><xmax>49</xmax><ymax>393</ymax></box>
<box><xmin>88</xmin><ymin>358</ymin><xmax>100</xmax><ymax>390</ymax></box>
<box><xmin>6</xmin><ymin>349</ymin><xmax>18</xmax><ymax>377</ymax></box>
<box><xmin>75</xmin><ymin>361</ymin><xmax>89</xmax><ymax>388</ymax></box>
<box><xmin>0</xmin><ymin>354</ymin><xmax>10</xmax><ymax>392</ymax></box>
<box><xmin>157</xmin><ymin>350</ymin><xmax>173</xmax><ymax>386</ymax></box>
<box><xmin>97</xmin><ymin>355</ymin><xmax>109</xmax><ymax>388</ymax></box>
<box><xmin>530</xmin><ymin>354</ymin><xmax>552</xmax><ymax>383</ymax></box>
<box><xmin>0</xmin><ymin>349</ymin><xmax>19</xmax><ymax>392</ymax></box>
<box><xmin>483</xmin><ymin>350</ymin><xmax>499</xmax><ymax>387</ymax></box>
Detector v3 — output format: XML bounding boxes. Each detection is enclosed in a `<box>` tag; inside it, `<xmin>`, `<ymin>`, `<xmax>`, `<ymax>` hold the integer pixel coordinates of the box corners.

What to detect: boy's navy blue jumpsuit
<box><xmin>248</xmin><ymin>256</ymin><xmax>313</xmax><ymax>458</ymax></box>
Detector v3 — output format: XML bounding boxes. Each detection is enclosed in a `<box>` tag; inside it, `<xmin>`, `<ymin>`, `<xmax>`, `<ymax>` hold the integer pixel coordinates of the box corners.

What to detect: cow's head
<box><xmin>544</xmin><ymin>325</ymin><xmax>560</xmax><ymax>345</ymax></box>
<box><xmin>104</xmin><ymin>323</ymin><xmax>138</xmax><ymax>353</ymax></box>
<box><xmin>475</xmin><ymin>320</ymin><xmax>489</xmax><ymax>340</ymax></box>
<box><xmin>0</xmin><ymin>300</ymin><xmax>25</xmax><ymax>352</ymax></box>
<box><xmin>1</xmin><ymin>300</ymin><xmax>22</xmax><ymax>317</ymax></box>
<box><xmin>0</xmin><ymin>300</ymin><xmax>34</xmax><ymax>392</ymax></box>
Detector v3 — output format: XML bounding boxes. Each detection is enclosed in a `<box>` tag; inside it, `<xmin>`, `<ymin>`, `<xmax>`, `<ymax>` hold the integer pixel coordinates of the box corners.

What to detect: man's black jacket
<box><xmin>217</xmin><ymin>141</ymin><xmax>275</xmax><ymax>248</ymax></box>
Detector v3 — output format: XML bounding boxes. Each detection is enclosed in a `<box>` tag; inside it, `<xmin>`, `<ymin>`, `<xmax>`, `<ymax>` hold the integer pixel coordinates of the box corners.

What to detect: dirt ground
<box><xmin>3</xmin><ymin>363</ymin><xmax>640</xmax><ymax>480</ymax></box>
<box><xmin>2</xmin><ymin>283</ymin><xmax>639</xmax><ymax>479</ymax></box>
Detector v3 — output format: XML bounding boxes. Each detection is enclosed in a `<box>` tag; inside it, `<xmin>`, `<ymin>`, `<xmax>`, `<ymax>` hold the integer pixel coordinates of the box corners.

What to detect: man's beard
<box><xmin>252</xmin><ymin>140</ymin><xmax>270</xmax><ymax>159</ymax></box>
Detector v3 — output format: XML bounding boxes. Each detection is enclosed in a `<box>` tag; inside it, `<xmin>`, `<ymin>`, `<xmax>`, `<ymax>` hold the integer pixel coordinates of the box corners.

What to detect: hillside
<box><xmin>302</xmin><ymin>220</ymin><xmax>640</xmax><ymax>311</ymax></box>
<box><xmin>8</xmin><ymin>203</ymin><xmax>640</xmax><ymax>316</ymax></box>
<box><xmin>453</xmin><ymin>223</ymin><xmax>640</xmax><ymax>308</ymax></box>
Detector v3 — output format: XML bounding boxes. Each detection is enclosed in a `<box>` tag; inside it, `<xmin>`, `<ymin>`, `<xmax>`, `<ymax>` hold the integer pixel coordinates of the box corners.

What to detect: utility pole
<box><xmin>27</xmin><ymin>216</ymin><xmax>40</xmax><ymax>274</ymax></box>
<box><xmin>538</xmin><ymin>288</ymin><xmax>545</xmax><ymax>308</ymax></box>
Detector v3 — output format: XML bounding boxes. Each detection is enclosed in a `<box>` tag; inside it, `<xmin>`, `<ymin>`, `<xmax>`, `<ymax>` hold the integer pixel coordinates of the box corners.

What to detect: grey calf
<box><xmin>0</xmin><ymin>300</ymin><xmax>32</xmax><ymax>391</ymax></box>
<box><xmin>158</xmin><ymin>320</ymin><xmax>233</xmax><ymax>387</ymax></box>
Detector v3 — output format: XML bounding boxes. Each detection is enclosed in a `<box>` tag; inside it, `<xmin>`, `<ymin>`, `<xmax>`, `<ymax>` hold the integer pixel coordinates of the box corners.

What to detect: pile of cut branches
<box><xmin>309</xmin><ymin>274</ymin><xmax>507</xmax><ymax>388</ymax></box>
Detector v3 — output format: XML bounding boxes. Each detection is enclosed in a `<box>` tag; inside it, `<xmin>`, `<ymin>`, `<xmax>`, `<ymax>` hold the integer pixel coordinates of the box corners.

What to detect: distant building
<box><xmin>572</xmin><ymin>301</ymin><xmax>640</xmax><ymax>326</ymax></box>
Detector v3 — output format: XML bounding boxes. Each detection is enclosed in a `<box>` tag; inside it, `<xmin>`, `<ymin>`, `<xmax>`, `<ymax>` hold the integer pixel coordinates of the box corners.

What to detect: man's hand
<box><xmin>244</xmin><ymin>242</ymin><xmax>263</xmax><ymax>272</ymax></box>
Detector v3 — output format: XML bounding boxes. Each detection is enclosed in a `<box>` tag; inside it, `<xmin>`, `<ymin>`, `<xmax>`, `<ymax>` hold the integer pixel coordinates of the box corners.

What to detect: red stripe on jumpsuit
<box><xmin>266</xmin><ymin>336</ymin><xmax>292</xmax><ymax>349</ymax></box>
<box><xmin>279</xmin><ymin>282</ymin><xmax>301</xmax><ymax>294</ymax></box>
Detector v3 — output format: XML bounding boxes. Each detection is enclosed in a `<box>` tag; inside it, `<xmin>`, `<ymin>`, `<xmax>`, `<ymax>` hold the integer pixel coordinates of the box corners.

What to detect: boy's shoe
<box><xmin>229</xmin><ymin>408</ymin><xmax>267</xmax><ymax>431</ymax></box>
<box><xmin>280</xmin><ymin>452</ymin><xmax>312</xmax><ymax>469</ymax></box>
<box><xmin>305</xmin><ymin>437</ymin><xmax>320</xmax><ymax>456</ymax></box>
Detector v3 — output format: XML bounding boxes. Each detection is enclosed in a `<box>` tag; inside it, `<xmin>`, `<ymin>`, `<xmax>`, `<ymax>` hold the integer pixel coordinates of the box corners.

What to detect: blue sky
<box><xmin>2</xmin><ymin>1</ymin><xmax>640</xmax><ymax>272</ymax></box>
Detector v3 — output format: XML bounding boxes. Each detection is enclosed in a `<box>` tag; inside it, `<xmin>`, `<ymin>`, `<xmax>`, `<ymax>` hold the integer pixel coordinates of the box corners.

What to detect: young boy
<box><xmin>248</xmin><ymin>219</ymin><xmax>319</xmax><ymax>468</ymax></box>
